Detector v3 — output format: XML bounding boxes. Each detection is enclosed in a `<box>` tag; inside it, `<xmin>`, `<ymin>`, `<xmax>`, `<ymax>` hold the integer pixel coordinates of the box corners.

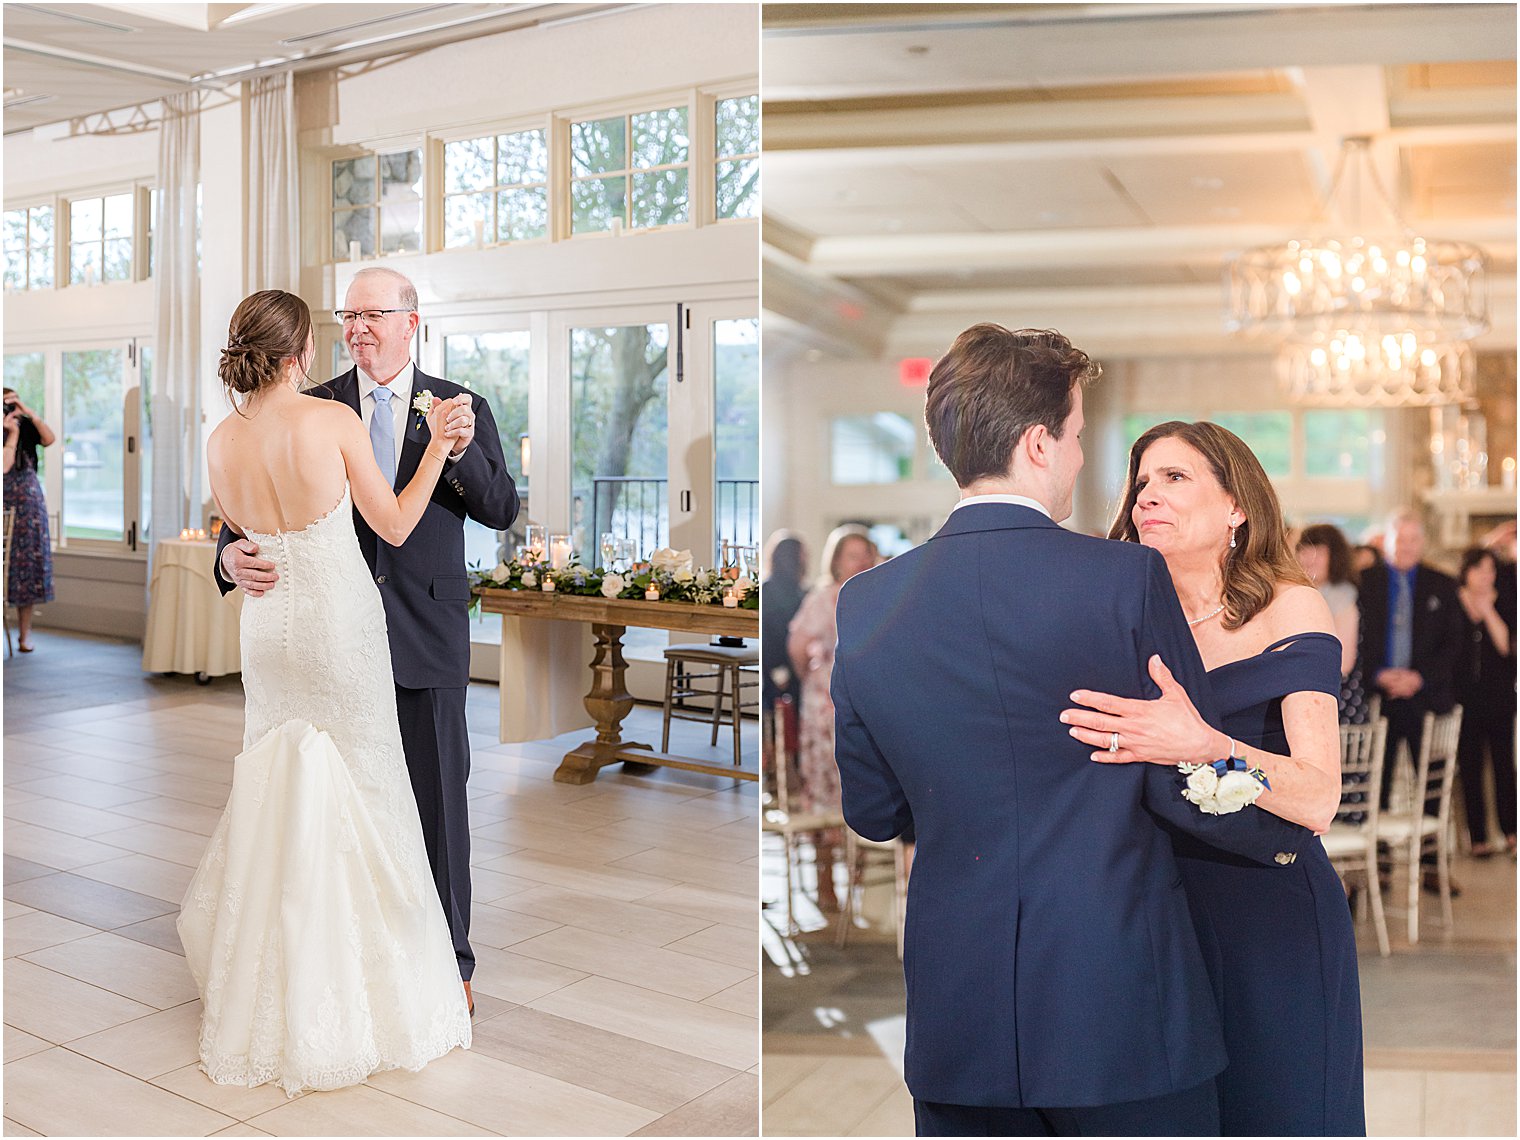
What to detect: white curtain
<box><xmin>151</xmin><ymin>91</ymin><xmax>202</xmax><ymax>542</ymax></box>
<box><xmin>244</xmin><ymin>74</ymin><xmax>298</xmax><ymax>293</ymax></box>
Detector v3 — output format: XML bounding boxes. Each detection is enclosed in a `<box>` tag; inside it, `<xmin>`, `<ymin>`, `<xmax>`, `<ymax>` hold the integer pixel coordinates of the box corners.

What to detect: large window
<box><xmin>714</xmin><ymin>317</ymin><xmax>759</xmax><ymax>557</ymax></box>
<box><xmin>570</xmin><ymin>107</ymin><xmax>691</xmax><ymax>234</ymax></box>
<box><xmin>62</xmin><ymin>347</ymin><xmax>127</xmax><ymax>541</ymax></box>
<box><xmin>715</xmin><ymin>95</ymin><xmax>759</xmax><ymax>221</ymax></box>
<box><xmin>69</xmin><ymin>194</ymin><xmax>133</xmax><ymax>285</ymax></box>
<box><xmin>332</xmin><ymin>149</ymin><xmax>422</xmax><ymax>259</ymax></box>
<box><xmin>3</xmin><ymin>205</ymin><xmax>54</xmax><ymax>291</ymax></box>
<box><xmin>832</xmin><ymin>413</ymin><xmax>916</xmax><ymax>484</ymax></box>
<box><xmin>443</xmin><ymin>330</ymin><xmax>531</xmax><ymax>571</ymax></box>
<box><xmin>443</xmin><ymin>129</ymin><xmax>548</xmax><ymax>247</ymax></box>
<box><xmin>3</xmin><ymin>353</ymin><xmax>46</xmax><ymax>475</ymax></box>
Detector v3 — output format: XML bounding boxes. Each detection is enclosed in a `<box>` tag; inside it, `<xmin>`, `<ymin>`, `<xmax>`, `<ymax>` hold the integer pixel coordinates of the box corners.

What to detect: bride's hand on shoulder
<box><xmin>1061</xmin><ymin>655</ymin><xmax>1228</xmax><ymax>766</ymax></box>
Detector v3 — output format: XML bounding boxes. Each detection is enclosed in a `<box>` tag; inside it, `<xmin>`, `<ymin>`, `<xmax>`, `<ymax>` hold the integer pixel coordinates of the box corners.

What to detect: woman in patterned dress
<box><xmin>3</xmin><ymin>387</ymin><xmax>56</xmax><ymax>652</ymax></box>
<box><xmin>787</xmin><ymin>524</ymin><xmax>879</xmax><ymax>910</ymax></box>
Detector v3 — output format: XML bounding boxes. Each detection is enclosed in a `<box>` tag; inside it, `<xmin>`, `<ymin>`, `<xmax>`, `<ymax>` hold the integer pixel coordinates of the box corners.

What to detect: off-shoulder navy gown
<box><xmin>1174</xmin><ymin>632</ymin><xmax>1366</xmax><ymax>1136</ymax></box>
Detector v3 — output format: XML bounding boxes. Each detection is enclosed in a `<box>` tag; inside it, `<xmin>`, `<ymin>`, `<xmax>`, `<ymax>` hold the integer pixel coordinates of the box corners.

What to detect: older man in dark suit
<box><xmin>832</xmin><ymin>325</ymin><xmax>1307</xmax><ymax>1136</ymax></box>
<box><xmin>1356</xmin><ymin>507</ymin><xmax>1462</xmax><ymax>809</ymax></box>
<box><xmin>216</xmin><ymin>267</ymin><xmax>519</xmax><ymax>1013</ymax></box>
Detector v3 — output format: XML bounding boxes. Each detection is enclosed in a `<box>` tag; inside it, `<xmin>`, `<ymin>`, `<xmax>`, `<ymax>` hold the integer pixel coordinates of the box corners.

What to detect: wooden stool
<box><xmin>662</xmin><ymin>643</ymin><xmax>759</xmax><ymax>767</ymax></box>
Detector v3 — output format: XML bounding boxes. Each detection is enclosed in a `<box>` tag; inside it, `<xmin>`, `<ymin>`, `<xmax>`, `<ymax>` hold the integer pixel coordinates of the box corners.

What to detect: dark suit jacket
<box><xmin>832</xmin><ymin>503</ymin><xmax>1308</xmax><ymax>1109</ymax></box>
<box><xmin>1355</xmin><ymin>562</ymin><xmax>1461</xmax><ymax>714</ymax></box>
<box><xmin>215</xmin><ymin>366</ymin><xmax>519</xmax><ymax>689</ymax></box>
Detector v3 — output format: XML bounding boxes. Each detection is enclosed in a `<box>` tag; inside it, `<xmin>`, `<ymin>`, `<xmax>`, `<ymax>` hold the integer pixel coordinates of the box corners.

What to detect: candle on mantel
<box><xmin>1504</xmin><ymin>456</ymin><xmax>1516</xmax><ymax>492</ymax></box>
<box><xmin>179</xmin><ymin>528</ymin><xmax>192</xmax><ymax>540</ymax></box>
<box><xmin>722</xmin><ymin>588</ymin><xmax>738</xmax><ymax>608</ymax></box>
<box><xmin>549</xmin><ymin>535</ymin><xmax>573</xmax><ymax>570</ymax></box>
<box><xmin>645</xmin><ymin>586</ymin><xmax>660</xmax><ymax>601</ymax></box>
<box><xmin>195</xmin><ymin>529</ymin><xmax>207</xmax><ymax>541</ymax></box>
<box><xmin>541</xmin><ymin>577</ymin><xmax>556</xmax><ymax>593</ymax></box>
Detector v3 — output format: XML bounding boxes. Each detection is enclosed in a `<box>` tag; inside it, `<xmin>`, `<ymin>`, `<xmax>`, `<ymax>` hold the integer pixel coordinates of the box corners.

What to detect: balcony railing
<box><xmin>585</xmin><ymin>476</ymin><xmax>759</xmax><ymax>564</ymax></box>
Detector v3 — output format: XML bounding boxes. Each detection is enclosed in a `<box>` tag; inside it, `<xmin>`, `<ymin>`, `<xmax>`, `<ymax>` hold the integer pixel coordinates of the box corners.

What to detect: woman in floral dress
<box><xmin>3</xmin><ymin>387</ymin><xmax>56</xmax><ymax>652</ymax></box>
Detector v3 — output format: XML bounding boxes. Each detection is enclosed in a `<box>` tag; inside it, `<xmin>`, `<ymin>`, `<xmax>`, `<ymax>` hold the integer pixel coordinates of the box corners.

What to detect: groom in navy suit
<box><xmin>217</xmin><ymin>267</ymin><xmax>519</xmax><ymax>1013</ymax></box>
<box><xmin>832</xmin><ymin>326</ymin><xmax>1308</xmax><ymax>1136</ymax></box>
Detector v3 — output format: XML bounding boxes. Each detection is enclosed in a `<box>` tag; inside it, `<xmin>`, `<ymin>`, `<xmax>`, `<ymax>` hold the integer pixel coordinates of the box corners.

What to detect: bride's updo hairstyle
<box><xmin>1108</xmin><ymin>420</ymin><xmax>1310</xmax><ymax>631</ymax></box>
<box><xmin>219</xmin><ymin>290</ymin><xmax>312</xmax><ymax>398</ymax></box>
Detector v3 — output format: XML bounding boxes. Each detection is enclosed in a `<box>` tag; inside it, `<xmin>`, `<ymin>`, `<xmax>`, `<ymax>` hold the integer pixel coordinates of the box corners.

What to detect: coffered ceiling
<box><xmin>761</xmin><ymin>3</ymin><xmax>1518</xmax><ymax>363</ymax></box>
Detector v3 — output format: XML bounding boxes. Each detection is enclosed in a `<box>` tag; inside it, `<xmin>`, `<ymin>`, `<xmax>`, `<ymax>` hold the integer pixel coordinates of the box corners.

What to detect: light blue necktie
<box><xmin>1391</xmin><ymin>570</ymin><xmax>1414</xmax><ymax>670</ymax></box>
<box><xmin>370</xmin><ymin>386</ymin><xmax>396</xmax><ymax>488</ymax></box>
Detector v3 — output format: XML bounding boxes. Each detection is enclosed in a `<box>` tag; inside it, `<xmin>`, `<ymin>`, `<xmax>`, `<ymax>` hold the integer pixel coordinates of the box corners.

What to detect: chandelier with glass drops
<box><xmin>1225</xmin><ymin>137</ymin><xmax>1489</xmax><ymax>406</ymax></box>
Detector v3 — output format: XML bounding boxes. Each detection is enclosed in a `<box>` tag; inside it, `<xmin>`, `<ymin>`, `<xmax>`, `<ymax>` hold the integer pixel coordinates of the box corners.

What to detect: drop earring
<box><xmin>1229</xmin><ymin>524</ymin><xmax>1238</xmax><ymax>549</ymax></box>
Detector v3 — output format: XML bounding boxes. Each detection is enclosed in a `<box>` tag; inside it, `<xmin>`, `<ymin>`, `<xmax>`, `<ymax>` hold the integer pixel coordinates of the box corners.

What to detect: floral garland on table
<box><xmin>469</xmin><ymin>547</ymin><xmax>758</xmax><ymax>611</ymax></box>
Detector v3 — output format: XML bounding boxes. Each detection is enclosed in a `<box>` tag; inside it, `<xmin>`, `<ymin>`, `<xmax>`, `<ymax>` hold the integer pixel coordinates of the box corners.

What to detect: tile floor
<box><xmin>760</xmin><ymin>832</ymin><xmax>1517</xmax><ymax>1137</ymax></box>
<box><xmin>3</xmin><ymin>629</ymin><xmax>759</xmax><ymax>1137</ymax></box>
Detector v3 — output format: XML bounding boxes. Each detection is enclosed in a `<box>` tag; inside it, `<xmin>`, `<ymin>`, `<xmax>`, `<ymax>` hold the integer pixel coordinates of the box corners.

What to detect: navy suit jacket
<box><xmin>831</xmin><ymin>503</ymin><xmax>1309</xmax><ymax>1109</ymax></box>
<box><xmin>1356</xmin><ymin>562</ymin><xmax>1461</xmax><ymax>714</ymax></box>
<box><xmin>216</xmin><ymin>366</ymin><xmax>519</xmax><ymax>689</ymax></box>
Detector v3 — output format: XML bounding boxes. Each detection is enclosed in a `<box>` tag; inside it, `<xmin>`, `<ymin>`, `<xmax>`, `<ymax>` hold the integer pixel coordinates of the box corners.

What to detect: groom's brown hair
<box><xmin>924</xmin><ymin>325</ymin><xmax>1099</xmax><ymax>486</ymax></box>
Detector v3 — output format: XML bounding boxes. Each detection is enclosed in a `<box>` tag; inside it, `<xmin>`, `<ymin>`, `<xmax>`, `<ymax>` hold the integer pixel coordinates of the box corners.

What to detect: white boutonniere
<box><xmin>411</xmin><ymin>390</ymin><xmax>435</xmax><ymax>419</ymax></box>
<box><xmin>1178</xmin><ymin>758</ymin><xmax>1270</xmax><ymax>815</ymax></box>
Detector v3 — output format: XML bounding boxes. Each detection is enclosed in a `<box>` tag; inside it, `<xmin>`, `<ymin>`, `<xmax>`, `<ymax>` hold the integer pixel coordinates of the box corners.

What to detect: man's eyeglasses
<box><xmin>334</xmin><ymin>308</ymin><xmax>414</xmax><ymax>325</ymax></box>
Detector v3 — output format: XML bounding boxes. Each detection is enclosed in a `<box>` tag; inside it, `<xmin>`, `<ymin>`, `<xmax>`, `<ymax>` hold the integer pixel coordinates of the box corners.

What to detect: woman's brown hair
<box><xmin>1108</xmin><ymin>420</ymin><xmax>1310</xmax><ymax>630</ymax></box>
<box><xmin>1297</xmin><ymin>523</ymin><xmax>1356</xmax><ymax>587</ymax></box>
<box><xmin>219</xmin><ymin>290</ymin><xmax>312</xmax><ymax>399</ymax></box>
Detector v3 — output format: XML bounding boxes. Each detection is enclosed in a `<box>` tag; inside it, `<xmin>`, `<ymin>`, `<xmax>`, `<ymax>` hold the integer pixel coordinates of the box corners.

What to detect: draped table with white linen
<box><xmin>142</xmin><ymin>538</ymin><xmax>242</xmax><ymax>678</ymax></box>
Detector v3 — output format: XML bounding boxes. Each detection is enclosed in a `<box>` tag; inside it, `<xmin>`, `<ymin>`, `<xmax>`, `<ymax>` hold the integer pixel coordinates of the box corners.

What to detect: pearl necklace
<box><xmin>1187</xmin><ymin>602</ymin><xmax>1225</xmax><ymax>627</ymax></box>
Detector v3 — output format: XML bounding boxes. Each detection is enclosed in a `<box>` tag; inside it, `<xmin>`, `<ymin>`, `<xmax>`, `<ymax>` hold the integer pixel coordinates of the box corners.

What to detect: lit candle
<box><xmin>179</xmin><ymin>528</ymin><xmax>191</xmax><ymax>540</ymax></box>
<box><xmin>195</xmin><ymin>529</ymin><xmax>207</xmax><ymax>541</ymax></box>
<box><xmin>1504</xmin><ymin>456</ymin><xmax>1516</xmax><ymax>492</ymax></box>
<box><xmin>542</xmin><ymin>577</ymin><xmax>556</xmax><ymax>593</ymax></box>
<box><xmin>645</xmin><ymin>586</ymin><xmax>660</xmax><ymax>601</ymax></box>
<box><xmin>549</xmin><ymin>535</ymin><xmax>572</xmax><ymax>570</ymax></box>
<box><xmin>349</xmin><ymin>239</ymin><xmax>361</xmax><ymax>262</ymax></box>
<box><xmin>722</xmin><ymin>588</ymin><xmax>738</xmax><ymax>608</ymax></box>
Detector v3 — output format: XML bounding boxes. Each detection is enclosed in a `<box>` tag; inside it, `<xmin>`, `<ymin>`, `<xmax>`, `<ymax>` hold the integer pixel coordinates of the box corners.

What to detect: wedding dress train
<box><xmin>178</xmin><ymin>486</ymin><xmax>470</xmax><ymax>1094</ymax></box>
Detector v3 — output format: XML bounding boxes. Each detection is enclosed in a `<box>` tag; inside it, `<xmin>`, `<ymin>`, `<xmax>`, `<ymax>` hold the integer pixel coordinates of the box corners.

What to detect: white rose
<box><xmin>1185</xmin><ymin>765</ymin><xmax>1219</xmax><ymax>800</ymax></box>
<box><xmin>491</xmin><ymin>561</ymin><xmax>512</xmax><ymax>582</ymax></box>
<box><xmin>600</xmin><ymin>573</ymin><xmax>625</xmax><ymax>598</ymax></box>
<box><xmin>673</xmin><ymin>568</ymin><xmax>695</xmax><ymax>584</ymax></box>
<box><xmin>649</xmin><ymin>547</ymin><xmax>682</xmax><ymax>572</ymax></box>
<box><xmin>411</xmin><ymin>390</ymin><xmax>434</xmax><ymax>415</ymax></box>
<box><xmin>695</xmin><ymin>569</ymin><xmax>712</xmax><ymax>588</ymax></box>
<box><xmin>1213</xmin><ymin>770</ymin><xmax>1264</xmax><ymax>814</ymax></box>
<box><xmin>521</xmin><ymin>570</ymin><xmax>537</xmax><ymax>588</ymax></box>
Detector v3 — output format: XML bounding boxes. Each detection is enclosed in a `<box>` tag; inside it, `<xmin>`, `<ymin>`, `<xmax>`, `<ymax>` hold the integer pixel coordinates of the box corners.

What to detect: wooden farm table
<box><xmin>478</xmin><ymin>588</ymin><xmax>759</xmax><ymax>785</ymax></box>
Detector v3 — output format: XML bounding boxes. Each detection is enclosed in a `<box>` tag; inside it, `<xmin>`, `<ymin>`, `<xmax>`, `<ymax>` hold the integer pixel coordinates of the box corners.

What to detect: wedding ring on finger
<box><xmin>1108</xmin><ymin>731</ymin><xmax>1120</xmax><ymax>753</ymax></box>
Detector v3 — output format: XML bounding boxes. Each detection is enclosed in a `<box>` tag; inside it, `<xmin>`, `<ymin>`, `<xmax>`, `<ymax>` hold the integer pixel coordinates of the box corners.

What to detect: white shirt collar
<box><xmin>356</xmin><ymin>361</ymin><xmax>415</xmax><ymax>406</ymax></box>
<box><xmin>951</xmin><ymin>493</ymin><xmax>1051</xmax><ymax>519</ymax></box>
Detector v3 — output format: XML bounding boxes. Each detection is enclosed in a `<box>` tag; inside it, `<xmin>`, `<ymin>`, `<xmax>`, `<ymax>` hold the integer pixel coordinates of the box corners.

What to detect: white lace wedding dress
<box><xmin>178</xmin><ymin>485</ymin><xmax>471</xmax><ymax>1095</ymax></box>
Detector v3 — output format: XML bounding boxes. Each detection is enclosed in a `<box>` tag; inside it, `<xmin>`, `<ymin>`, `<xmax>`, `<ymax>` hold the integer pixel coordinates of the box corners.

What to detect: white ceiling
<box><xmin>3</xmin><ymin>2</ymin><xmax>627</xmax><ymax>134</ymax></box>
<box><xmin>761</xmin><ymin>3</ymin><xmax>1518</xmax><ymax>362</ymax></box>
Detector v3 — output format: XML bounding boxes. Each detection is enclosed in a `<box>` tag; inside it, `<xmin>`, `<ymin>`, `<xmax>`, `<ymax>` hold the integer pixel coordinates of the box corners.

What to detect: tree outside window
<box><xmin>444</xmin><ymin>129</ymin><xmax>548</xmax><ymax>248</ymax></box>
<box><xmin>715</xmin><ymin>95</ymin><xmax>759</xmax><ymax>220</ymax></box>
<box><xmin>570</xmin><ymin>106</ymin><xmax>690</xmax><ymax>235</ymax></box>
<box><xmin>3</xmin><ymin>205</ymin><xmax>54</xmax><ymax>291</ymax></box>
<box><xmin>70</xmin><ymin>194</ymin><xmax>133</xmax><ymax>285</ymax></box>
<box><xmin>332</xmin><ymin>149</ymin><xmax>422</xmax><ymax>260</ymax></box>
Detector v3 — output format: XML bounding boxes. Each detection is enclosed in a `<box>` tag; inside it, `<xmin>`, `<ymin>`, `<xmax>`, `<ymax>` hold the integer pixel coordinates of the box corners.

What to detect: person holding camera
<box><xmin>3</xmin><ymin>386</ymin><xmax>56</xmax><ymax>652</ymax></box>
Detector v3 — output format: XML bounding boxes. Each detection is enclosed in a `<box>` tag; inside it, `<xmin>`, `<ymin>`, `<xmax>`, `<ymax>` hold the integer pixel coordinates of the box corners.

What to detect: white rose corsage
<box><xmin>411</xmin><ymin>390</ymin><xmax>435</xmax><ymax>420</ymax></box>
<box><xmin>1177</xmin><ymin>757</ymin><xmax>1271</xmax><ymax>815</ymax></box>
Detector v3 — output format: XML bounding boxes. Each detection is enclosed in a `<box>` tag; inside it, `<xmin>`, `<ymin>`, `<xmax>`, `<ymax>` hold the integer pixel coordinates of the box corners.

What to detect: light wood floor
<box><xmin>3</xmin><ymin>629</ymin><xmax>759</xmax><ymax>1137</ymax></box>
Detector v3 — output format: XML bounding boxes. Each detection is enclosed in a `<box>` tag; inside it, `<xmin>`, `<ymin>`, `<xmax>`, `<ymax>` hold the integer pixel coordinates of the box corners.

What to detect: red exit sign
<box><xmin>900</xmin><ymin>358</ymin><xmax>933</xmax><ymax>387</ymax></box>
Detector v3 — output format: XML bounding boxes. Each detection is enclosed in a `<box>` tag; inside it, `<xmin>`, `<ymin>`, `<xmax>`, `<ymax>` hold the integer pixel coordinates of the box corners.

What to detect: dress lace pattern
<box><xmin>177</xmin><ymin>486</ymin><xmax>471</xmax><ymax>1095</ymax></box>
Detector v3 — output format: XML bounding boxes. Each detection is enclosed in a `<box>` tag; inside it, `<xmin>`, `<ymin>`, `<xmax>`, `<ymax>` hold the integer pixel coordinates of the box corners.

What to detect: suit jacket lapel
<box><xmin>395</xmin><ymin>366</ymin><xmax>433</xmax><ymax>490</ymax></box>
<box><xmin>326</xmin><ymin>368</ymin><xmax>363</xmax><ymax>417</ymax></box>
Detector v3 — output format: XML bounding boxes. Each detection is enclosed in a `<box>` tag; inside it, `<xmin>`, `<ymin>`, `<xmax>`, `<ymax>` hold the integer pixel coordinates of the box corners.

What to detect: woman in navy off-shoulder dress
<box><xmin>1064</xmin><ymin>421</ymin><xmax>1364</xmax><ymax>1136</ymax></box>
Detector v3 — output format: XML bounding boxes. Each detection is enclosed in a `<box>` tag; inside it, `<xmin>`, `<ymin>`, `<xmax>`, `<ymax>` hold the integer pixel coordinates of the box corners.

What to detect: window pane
<box><xmin>332</xmin><ymin>156</ymin><xmax>376</xmax><ymax>207</ymax></box>
<box><xmin>631</xmin><ymin>169</ymin><xmax>688</xmax><ymax>228</ymax></box>
<box><xmin>379</xmin><ymin>199</ymin><xmax>421</xmax><ymax>254</ymax></box>
<box><xmin>4</xmin><ymin>210</ymin><xmax>27</xmax><ymax>251</ymax></box>
<box><xmin>3</xmin><ymin>257</ymin><xmax>20</xmax><ymax>290</ymax></box>
<box><xmin>572</xmin><ymin>176</ymin><xmax>624</xmax><ymax>234</ymax></box>
<box><xmin>498</xmin><ymin>187</ymin><xmax>547</xmax><ymax>242</ymax></box>
<box><xmin>62</xmin><ymin>347</ymin><xmax>126</xmax><ymax>541</ymax></box>
<box><xmin>71</xmin><ymin>198</ymin><xmax>102</xmax><ymax>242</ymax></box>
<box><xmin>5</xmin><ymin>352</ymin><xmax>46</xmax><ymax>477</ymax></box>
<box><xmin>716</xmin><ymin>157</ymin><xmax>758</xmax><ymax>220</ymax></box>
<box><xmin>831</xmin><ymin>413</ymin><xmax>916</xmax><ymax>484</ymax></box>
<box><xmin>1214</xmin><ymin>411</ymin><xmax>1291</xmax><ymax>478</ymax></box>
<box><xmin>1304</xmin><ymin>410</ymin><xmax>1373</xmax><ymax>478</ymax></box>
<box><xmin>332</xmin><ymin>207</ymin><xmax>376</xmax><ymax>259</ymax></box>
<box><xmin>29</xmin><ymin>249</ymin><xmax>52</xmax><ymax>289</ymax></box>
<box><xmin>716</xmin><ymin>95</ymin><xmax>759</xmax><ymax>157</ymax></box>
<box><xmin>29</xmin><ymin>205</ymin><xmax>52</xmax><ymax>249</ymax></box>
<box><xmin>380</xmin><ymin>149</ymin><xmax>422</xmax><ymax>200</ymax></box>
<box><xmin>444</xmin><ymin>192</ymin><xmax>492</xmax><ymax>248</ymax></box>
<box><xmin>714</xmin><ymin>318</ymin><xmax>759</xmax><ymax>561</ymax></box>
<box><xmin>444</xmin><ymin>331</ymin><xmax>532</xmax><ymax>592</ymax></box>
<box><xmin>571</xmin><ymin>116</ymin><xmax>625</xmax><ymax>176</ymax></box>
<box><xmin>631</xmin><ymin>106</ymin><xmax>689</xmax><ymax>168</ymax></box>
<box><xmin>71</xmin><ymin>243</ymin><xmax>99</xmax><ymax>285</ymax></box>
<box><xmin>499</xmin><ymin>129</ymin><xmax>547</xmax><ymax>185</ymax></box>
<box><xmin>571</xmin><ymin>325</ymin><xmax>669</xmax><ymax>560</ymax></box>
<box><xmin>103</xmin><ymin>193</ymin><xmax>133</xmax><ymax>239</ymax></box>
<box><xmin>104</xmin><ymin>238</ymin><xmax>132</xmax><ymax>281</ymax></box>
<box><xmin>444</xmin><ymin>137</ymin><xmax>493</xmax><ymax>194</ymax></box>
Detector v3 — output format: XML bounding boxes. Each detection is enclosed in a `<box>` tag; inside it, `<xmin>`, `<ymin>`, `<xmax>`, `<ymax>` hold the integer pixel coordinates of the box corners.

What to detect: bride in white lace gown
<box><xmin>178</xmin><ymin>290</ymin><xmax>472</xmax><ymax>1094</ymax></box>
